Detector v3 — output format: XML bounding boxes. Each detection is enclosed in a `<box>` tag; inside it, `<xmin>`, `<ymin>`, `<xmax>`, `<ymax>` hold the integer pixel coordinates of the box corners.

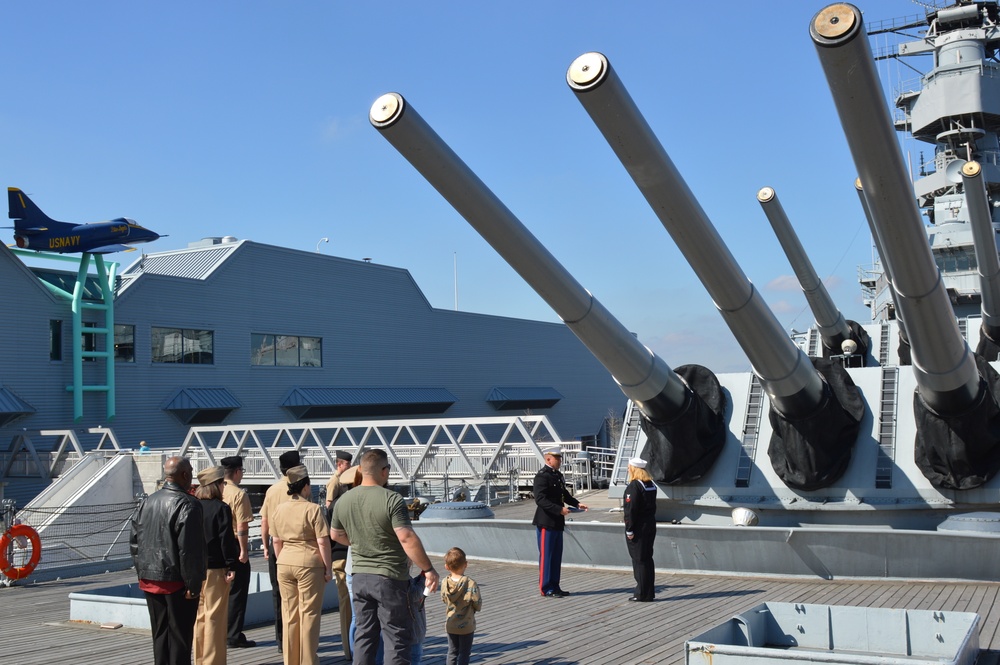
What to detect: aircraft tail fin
<box><xmin>8</xmin><ymin>187</ymin><xmax>69</xmax><ymax>233</ymax></box>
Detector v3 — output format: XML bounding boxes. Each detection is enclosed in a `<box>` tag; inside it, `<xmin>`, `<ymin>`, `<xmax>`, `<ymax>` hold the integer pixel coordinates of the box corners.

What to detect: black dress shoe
<box><xmin>628</xmin><ymin>596</ymin><xmax>653</xmax><ymax>602</ymax></box>
<box><xmin>543</xmin><ymin>590</ymin><xmax>565</xmax><ymax>597</ymax></box>
<box><xmin>228</xmin><ymin>638</ymin><xmax>257</xmax><ymax>648</ymax></box>
<box><xmin>554</xmin><ymin>589</ymin><xmax>571</xmax><ymax>596</ymax></box>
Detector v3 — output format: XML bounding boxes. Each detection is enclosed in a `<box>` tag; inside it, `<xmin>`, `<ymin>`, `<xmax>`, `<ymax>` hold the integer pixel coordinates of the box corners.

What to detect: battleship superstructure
<box><xmin>370</xmin><ymin>1</ymin><xmax>1000</xmax><ymax>532</ymax></box>
<box><xmin>865</xmin><ymin>1</ymin><xmax>1000</xmax><ymax>347</ymax></box>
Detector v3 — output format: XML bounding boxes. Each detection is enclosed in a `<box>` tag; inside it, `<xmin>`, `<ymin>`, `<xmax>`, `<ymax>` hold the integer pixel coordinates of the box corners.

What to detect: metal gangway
<box><xmin>178</xmin><ymin>414</ymin><xmax>588</xmax><ymax>501</ymax></box>
<box><xmin>1</xmin><ymin>427</ymin><xmax>122</xmax><ymax>482</ymax></box>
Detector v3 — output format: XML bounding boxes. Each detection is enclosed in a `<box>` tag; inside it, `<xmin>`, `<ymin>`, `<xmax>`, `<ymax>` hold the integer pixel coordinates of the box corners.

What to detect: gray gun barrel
<box><xmin>369</xmin><ymin>93</ymin><xmax>689</xmax><ymax>421</ymax></box>
<box><xmin>854</xmin><ymin>178</ymin><xmax>909</xmax><ymax>346</ymax></box>
<box><xmin>757</xmin><ymin>186</ymin><xmax>851</xmax><ymax>352</ymax></box>
<box><xmin>812</xmin><ymin>3</ymin><xmax>980</xmax><ymax>414</ymax></box>
<box><xmin>566</xmin><ymin>52</ymin><xmax>823</xmax><ymax>417</ymax></box>
<box><xmin>962</xmin><ymin>161</ymin><xmax>1000</xmax><ymax>330</ymax></box>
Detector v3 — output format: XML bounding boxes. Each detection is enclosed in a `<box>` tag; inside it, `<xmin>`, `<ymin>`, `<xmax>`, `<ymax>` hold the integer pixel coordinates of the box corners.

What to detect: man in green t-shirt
<box><xmin>331</xmin><ymin>449</ymin><xmax>439</xmax><ymax>665</ymax></box>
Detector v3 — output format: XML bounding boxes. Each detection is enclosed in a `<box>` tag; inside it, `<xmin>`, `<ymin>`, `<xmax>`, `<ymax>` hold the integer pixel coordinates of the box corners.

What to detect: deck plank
<box><xmin>3</xmin><ymin>555</ymin><xmax>1000</xmax><ymax>665</ymax></box>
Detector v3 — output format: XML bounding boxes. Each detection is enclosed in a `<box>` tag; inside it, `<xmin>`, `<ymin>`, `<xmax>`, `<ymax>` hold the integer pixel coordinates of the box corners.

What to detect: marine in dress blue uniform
<box><xmin>532</xmin><ymin>446</ymin><xmax>587</xmax><ymax>597</ymax></box>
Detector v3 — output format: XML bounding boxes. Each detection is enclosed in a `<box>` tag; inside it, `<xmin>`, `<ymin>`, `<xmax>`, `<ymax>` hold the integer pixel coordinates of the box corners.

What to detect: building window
<box><xmin>152</xmin><ymin>327</ymin><xmax>214</xmax><ymax>364</ymax></box>
<box><xmin>50</xmin><ymin>320</ymin><xmax>62</xmax><ymax>361</ymax></box>
<box><xmin>276</xmin><ymin>335</ymin><xmax>299</xmax><ymax>366</ymax></box>
<box><xmin>251</xmin><ymin>334</ymin><xmax>321</xmax><ymax>367</ymax></box>
<box><xmin>251</xmin><ymin>334</ymin><xmax>274</xmax><ymax>365</ymax></box>
<box><xmin>300</xmin><ymin>336</ymin><xmax>321</xmax><ymax>367</ymax></box>
<box><xmin>115</xmin><ymin>324</ymin><xmax>135</xmax><ymax>363</ymax></box>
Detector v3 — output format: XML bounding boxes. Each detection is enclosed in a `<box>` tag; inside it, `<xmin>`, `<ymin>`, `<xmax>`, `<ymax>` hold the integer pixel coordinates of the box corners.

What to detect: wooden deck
<box><xmin>3</xmin><ymin>554</ymin><xmax>1000</xmax><ymax>665</ymax></box>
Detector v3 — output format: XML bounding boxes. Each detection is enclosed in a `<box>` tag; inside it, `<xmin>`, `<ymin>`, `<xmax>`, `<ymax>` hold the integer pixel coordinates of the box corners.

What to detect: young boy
<box><xmin>441</xmin><ymin>547</ymin><xmax>482</xmax><ymax>665</ymax></box>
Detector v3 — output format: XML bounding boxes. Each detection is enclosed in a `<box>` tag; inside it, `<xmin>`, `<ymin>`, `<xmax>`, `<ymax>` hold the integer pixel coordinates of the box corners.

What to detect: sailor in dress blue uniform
<box><xmin>623</xmin><ymin>457</ymin><xmax>658</xmax><ymax>602</ymax></box>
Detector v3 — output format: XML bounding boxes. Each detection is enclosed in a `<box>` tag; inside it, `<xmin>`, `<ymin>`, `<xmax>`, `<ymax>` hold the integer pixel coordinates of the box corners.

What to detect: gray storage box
<box><xmin>686</xmin><ymin>602</ymin><xmax>979</xmax><ymax>665</ymax></box>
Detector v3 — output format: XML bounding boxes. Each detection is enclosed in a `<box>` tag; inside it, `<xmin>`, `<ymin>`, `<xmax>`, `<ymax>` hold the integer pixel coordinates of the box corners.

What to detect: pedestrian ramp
<box><xmin>8</xmin><ymin>453</ymin><xmax>140</xmax><ymax>583</ymax></box>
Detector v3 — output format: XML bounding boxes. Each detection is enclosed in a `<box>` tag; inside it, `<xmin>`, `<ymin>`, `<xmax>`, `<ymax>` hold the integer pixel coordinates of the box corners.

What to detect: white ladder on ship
<box><xmin>611</xmin><ymin>400</ymin><xmax>643</xmax><ymax>487</ymax></box>
<box><xmin>735</xmin><ymin>375</ymin><xmax>764</xmax><ymax>488</ymax></box>
<box><xmin>879</xmin><ymin>323</ymin><xmax>890</xmax><ymax>366</ymax></box>
<box><xmin>875</xmin><ymin>366</ymin><xmax>899</xmax><ymax>489</ymax></box>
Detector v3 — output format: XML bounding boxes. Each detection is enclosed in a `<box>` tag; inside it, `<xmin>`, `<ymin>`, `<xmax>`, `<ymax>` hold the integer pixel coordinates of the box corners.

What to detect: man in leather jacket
<box><xmin>131</xmin><ymin>456</ymin><xmax>206</xmax><ymax>665</ymax></box>
<box><xmin>532</xmin><ymin>446</ymin><xmax>587</xmax><ymax>597</ymax></box>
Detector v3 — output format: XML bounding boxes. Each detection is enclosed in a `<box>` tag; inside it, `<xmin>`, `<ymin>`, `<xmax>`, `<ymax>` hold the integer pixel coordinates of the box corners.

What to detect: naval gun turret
<box><xmin>370</xmin><ymin>93</ymin><xmax>727</xmax><ymax>484</ymax></box>
<box><xmin>756</xmin><ymin>186</ymin><xmax>870</xmax><ymax>364</ymax></box>
<box><xmin>362</xmin><ymin>0</ymin><xmax>1000</xmax><ymax>530</ymax></box>
<box><xmin>565</xmin><ymin>52</ymin><xmax>865</xmax><ymax>491</ymax></box>
<box><xmin>813</xmin><ymin>3</ymin><xmax>1000</xmax><ymax>489</ymax></box>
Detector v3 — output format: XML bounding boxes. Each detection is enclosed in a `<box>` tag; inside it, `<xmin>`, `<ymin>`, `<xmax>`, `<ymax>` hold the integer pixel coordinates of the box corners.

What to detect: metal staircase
<box><xmin>734</xmin><ymin>375</ymin><xmax>764</xmax><ymax>488</ymax></box>
<box><xmin>611</xmin><ymin>400</ymin><xmax>643</xmax><ymax>486</ymax></box>
<box><xmin>875</xmin><ymin>367</ymin><xmax>899</xmax><ymax>489</ymax></box>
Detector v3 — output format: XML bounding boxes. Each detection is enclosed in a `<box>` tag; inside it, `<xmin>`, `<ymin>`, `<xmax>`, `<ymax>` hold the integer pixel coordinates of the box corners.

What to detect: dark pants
<box><xmin>446</xmin><ymin>632</ymin><xmax>474</xmax><ymax>665</ymax></box>
<box><xmin>227</xmin><ymin>558</ymin><xmax>252</xmax><ymax>643</ymax></box>
<box><xmin>144</xmin><ymin>588</ymin><xmax>199</xmax><ymax>665</ymax></box>
<box><xmin>627</xmin><ymin>524</ymin><xmax>656</xmax><ymax>600</ymax></box>
<box><xmin>353</xmin><ymin>573</ymin><xmax>413</xmax><ymax>665</ymax></box>
<box><xmin>268</xmin><ymin>538</ymin><xmax>283</xmax><ymax>646</ymax></box>
<box><xmin>536</xmin><ymin>527</ymin><xmax>564</xmax><ymax>595</ymax></box>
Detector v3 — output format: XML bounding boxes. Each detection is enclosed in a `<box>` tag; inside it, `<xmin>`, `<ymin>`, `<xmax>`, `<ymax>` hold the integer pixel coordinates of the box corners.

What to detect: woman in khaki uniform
<box><xmin>193</xmin><ymin>466</ymin><xmax>238</xmax><ymax>665</ymax></box>
<box><xmin>271</xmin><ymin>465</ymin><xmax>332</xmax><ymax>665</ymax></box>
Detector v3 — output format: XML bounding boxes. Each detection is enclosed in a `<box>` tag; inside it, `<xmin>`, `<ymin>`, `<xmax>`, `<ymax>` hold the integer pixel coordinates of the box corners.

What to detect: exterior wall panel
<box><xmin>1</xmin><ymin>241</ymin><xmax>625</xmax><ymax>454</ymax></box>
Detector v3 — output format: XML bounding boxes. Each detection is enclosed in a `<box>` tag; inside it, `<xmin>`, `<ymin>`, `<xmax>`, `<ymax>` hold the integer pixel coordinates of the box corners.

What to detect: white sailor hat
<box><xmin>542</xmin><ymin>446</ymin><xmax>563</xmax><ymax>457</ymax></box>
<box><xmin>628</xmin><ymin>457</ymin><xmax>647</xmax><ymax>469</ymax></box>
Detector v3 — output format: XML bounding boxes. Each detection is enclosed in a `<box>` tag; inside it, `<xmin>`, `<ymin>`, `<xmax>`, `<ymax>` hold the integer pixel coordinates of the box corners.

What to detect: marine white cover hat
<box><xmin>628</xmin><ymin>457</ymin><xmax>647</xmax><ymax>469</ymax></box>
<box><xmin>542</xmin><ymin>445</ymin><xmax>563</xmax><ymax>456</ymax></box>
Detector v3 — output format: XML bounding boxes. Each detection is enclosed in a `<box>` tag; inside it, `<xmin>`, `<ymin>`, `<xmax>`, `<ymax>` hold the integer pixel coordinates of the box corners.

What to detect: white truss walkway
<box><xmin>178</xmin><ymin>415</ymin><xmax>583</xmax><ymax>490</ymax></box>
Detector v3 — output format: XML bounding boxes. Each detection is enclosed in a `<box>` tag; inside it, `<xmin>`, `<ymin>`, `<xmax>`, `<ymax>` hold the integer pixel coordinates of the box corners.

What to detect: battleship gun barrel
<box><xmin>855</xmin><ymin>178</ymin><xmax>910</xmax><ymax>350</ymax></box>
<box><xmin>757</xmin><ymin>186</ymin><xmax>851</xmax><ymax>352</ymax></box>
<box><xmin>962</xmin><ymin>161</ymin><xmax>1000</xmax><ymax>331</ymax></box>
<box><xmin>812</xmin><ymin>3</ymin><xmax>980</xmax><ymax>413</ymax></box>
<box><xmin>567</xmin><ymin>52</ymin><xmax>823</xmax><ymax>417</ymax></box>
<box><xmin>369</xmin><ymin>93</ymin><xmax>689</xmax><ymax>420</ymax></box>
<box><xmin>853</xmin><ymin>178</ymin><xmax>896</xmax><ymax>302</ymax></box>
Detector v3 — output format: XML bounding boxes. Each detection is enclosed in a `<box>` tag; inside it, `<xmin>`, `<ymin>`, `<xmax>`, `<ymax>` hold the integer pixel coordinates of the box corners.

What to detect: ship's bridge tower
<box><xmin>870</xmin><ymin>2</ymin><xmax>1000</xmax><ymax>321</ymax></box>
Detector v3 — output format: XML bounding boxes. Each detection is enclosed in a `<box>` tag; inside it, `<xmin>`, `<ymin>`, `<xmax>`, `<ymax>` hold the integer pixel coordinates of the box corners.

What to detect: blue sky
<box><xmin>4</xmin><ymin>1</ymin><xmax>933</xmax><ymax>371</ymax></box>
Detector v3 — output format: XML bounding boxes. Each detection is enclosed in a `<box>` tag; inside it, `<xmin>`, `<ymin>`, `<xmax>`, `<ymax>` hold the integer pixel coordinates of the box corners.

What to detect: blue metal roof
<box><xmin>283</xmin><ymin>387</ymin><xmax>457</xmax><ymax>407</ymax></box>
<box><xmin>282</xmin><ymin>387</ymin><xmax>457</xmax><ymax>419</ymax></box>
<box><xmin>0</xmin><ymin>387</ymin><xmax>35</xmax><ymax>427</ymax></box>
<box><xmin>0</xmin><ymin>387</ymin><xmax>35</xmax><ymax>415</ymax></box>
<box><xmin>122</xmin><ymin>243</ymin><xmax>241</xmax><ymax>281</ymax></box>
<box><xmin>162</xmin><ymin>387</ymin><xmax>242</xmax><ymax>411</ymax></box>
<box><xmin>486</xmin><ymin>386</ymin><xmax>562</xmax><ymax>410</ymax></box>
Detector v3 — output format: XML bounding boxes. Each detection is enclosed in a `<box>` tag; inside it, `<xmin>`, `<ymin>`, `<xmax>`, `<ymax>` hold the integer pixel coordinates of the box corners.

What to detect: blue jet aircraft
<box><xmin>7</xmin><ymin>187</ymin><xmax>162</xmax><ymax>254</ymax></box>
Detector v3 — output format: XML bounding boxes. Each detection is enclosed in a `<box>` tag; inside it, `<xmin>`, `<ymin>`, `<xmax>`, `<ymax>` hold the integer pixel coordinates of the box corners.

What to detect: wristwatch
<box><xmin>421</xmin><ymin>567</ymin><xmax>435</xmax><ymax>575</ymax></box>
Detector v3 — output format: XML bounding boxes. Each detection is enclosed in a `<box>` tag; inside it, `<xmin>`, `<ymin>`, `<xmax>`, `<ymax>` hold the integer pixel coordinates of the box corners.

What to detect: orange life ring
<box><xmin>0</xmin><ymin>524</ymin><xmax>41</xmax><ymax>580</ymax></box>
